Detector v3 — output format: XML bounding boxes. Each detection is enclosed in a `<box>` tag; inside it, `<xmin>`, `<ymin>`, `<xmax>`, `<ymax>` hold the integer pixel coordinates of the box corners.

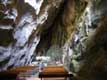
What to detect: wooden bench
<box><xmin>39</xmin><ymin>66</ymin><xmax>73</xmax><ymax>80</ymax></box>
<box><xmin>0</xmin><ymin>66</ymin><xmax>37</xmax><ymax>78</ymax></box>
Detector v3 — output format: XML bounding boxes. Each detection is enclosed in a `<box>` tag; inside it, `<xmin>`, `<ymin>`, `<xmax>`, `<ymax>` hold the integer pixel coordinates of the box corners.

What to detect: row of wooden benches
<box><xmin>0</xmin><ymin>66</ymin><xmax>73</xmax><ymax>80</ymax></box>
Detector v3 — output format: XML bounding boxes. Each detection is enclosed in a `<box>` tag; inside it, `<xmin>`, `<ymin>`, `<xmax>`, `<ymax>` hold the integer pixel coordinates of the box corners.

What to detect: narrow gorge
<box><xmin>0</xmin><ymin>0</ymin><xmax>107</xmax><ymax>80</ymax></box>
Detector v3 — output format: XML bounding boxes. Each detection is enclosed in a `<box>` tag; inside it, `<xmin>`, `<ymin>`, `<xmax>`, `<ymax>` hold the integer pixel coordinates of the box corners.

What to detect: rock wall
<box><xmin>0</xmin><ymin>0</ymin><xmax>63</xmax><ymax>71</ymax></box>
<box><xmin>0</xmin><ymin>0</ymin><xmax>88</xmax><ymax>71</ymax></box>
<box><xmin>65</xmin><ymin>0</ymin><xmax>107</xmax><ymax>80</ymax></box>
<box><xmin>1</xmin><ymin>1</ymin><xmax>106</xmax><ymax>79</ymax></box>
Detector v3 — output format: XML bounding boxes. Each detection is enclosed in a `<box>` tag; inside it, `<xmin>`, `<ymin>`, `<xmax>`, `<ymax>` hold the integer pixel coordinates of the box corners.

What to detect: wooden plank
<box><xmin>43</xmin><ymin>78</ymin><xmax>65</xmax><ymax>80</ymax></box>
<box><xmin>39</xmin><ymin>66</ymin><xmax>73</xmax><ymax>78</ymax></box>
<box><xmin>0</xmin><ymin>66</ymin><xmax>37</xmax><ymax>78</ymax></box>
<box><xmin>25</xmin><ymin>78</ymin><xmax>65</xmax><ymax>80</ymax></box>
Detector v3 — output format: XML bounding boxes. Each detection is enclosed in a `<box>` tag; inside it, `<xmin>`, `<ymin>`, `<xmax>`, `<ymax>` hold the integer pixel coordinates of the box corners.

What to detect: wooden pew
<box><xmin>39</xmin><ymin>66</ymin><xmax>73</xmax><ymax>80</ymax></box>
<box><xmin>0</xmin><ymin>66</ymin><xmax>37</xmax><ymax>78</ymax></box>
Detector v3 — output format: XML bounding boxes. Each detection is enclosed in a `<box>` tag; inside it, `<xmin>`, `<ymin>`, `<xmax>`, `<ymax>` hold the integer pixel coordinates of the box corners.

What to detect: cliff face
<box><xmin>0</xmin><ymin>0</ymin><xmax>87</xmax><ymax>71</ymax></box>
<box><xmin>0</xmin><ymin>1</ymin><xmax>107</xmax><ymax>79</ymax></box>
<box><xmin>36</xmin><ymin>0</ymin><xmax>87</xmax><ymax>60</ymax></box>
<box><xmin>0</xmin><ymin>0</ymin><xmax>64</xmax><ymax>71</ymax></box>
<box><xmin>69</xmin><ymin>0</ymin><xmax>107</xmax><ymax>80</ymax></box>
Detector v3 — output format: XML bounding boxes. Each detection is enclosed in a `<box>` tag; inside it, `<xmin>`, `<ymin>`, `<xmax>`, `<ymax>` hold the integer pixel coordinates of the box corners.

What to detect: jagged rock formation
<box><xmin>0</xmin><ymin>1</ymin><xmax>107</xmax><ymax>80</ymax></box>
<box><xmin>0</xmin><ymin>0</ymin><xmax>88</xmax><ymax>71</ymax></box>
<box><xmin>75</xmin><ymin>17</ymin><xmax>107</xmax><ymax>80</ymax></box>
<box><xmin>0</xmin><ymin>0</ymin><xmax>64</xmax><ymax>71</ymax></box>
<box><xmin>36</xmin><ymin>0</ymin><xmax>87</xmax><ymax>55</ymax></box>
<box><xmin>68</xmin><ymin>0</ymin><xmax>107</xmax><ymax>80</ymax></box>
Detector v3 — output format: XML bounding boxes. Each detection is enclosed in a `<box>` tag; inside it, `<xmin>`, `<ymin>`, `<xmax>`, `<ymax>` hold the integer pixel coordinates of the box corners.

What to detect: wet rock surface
<box><xmin>64</xmin><ymin>0</ymin><xmax>107</xmax><ymax>80</ymax></box>
<box><xmin>0</xmin><ymin>0</ymin><xmax>63</xmax><ymax>71</ymax></box>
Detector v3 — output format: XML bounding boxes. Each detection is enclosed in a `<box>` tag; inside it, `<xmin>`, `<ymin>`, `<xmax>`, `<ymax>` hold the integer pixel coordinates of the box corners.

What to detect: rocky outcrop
<box><xmin>0</xmin><ymin>0</ymin><xmax>88</xmax><ymax>71</ymax></box>
<box><xmin>36</xmin><ymin>0</ymin><xmax>87</xmax><ymax>55</ymax></box>
<box><xmin>68</xmin><ymin>0</ymin><xmax>107</xmax><ymax>80</ymax></box>
<box><xmin>0</xmin><ymin>1</ymin><xmax>106</xmax><ymax>80</ymax></box>
<box><xmin>0</xmin><ymin>0</ymin><xmax>64</xmax><ymax>71</ymax></box>
<box><xmin>75</xmin><ymin>17</ymin><xmax>107</xmax><ymax>80</ymax></box>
